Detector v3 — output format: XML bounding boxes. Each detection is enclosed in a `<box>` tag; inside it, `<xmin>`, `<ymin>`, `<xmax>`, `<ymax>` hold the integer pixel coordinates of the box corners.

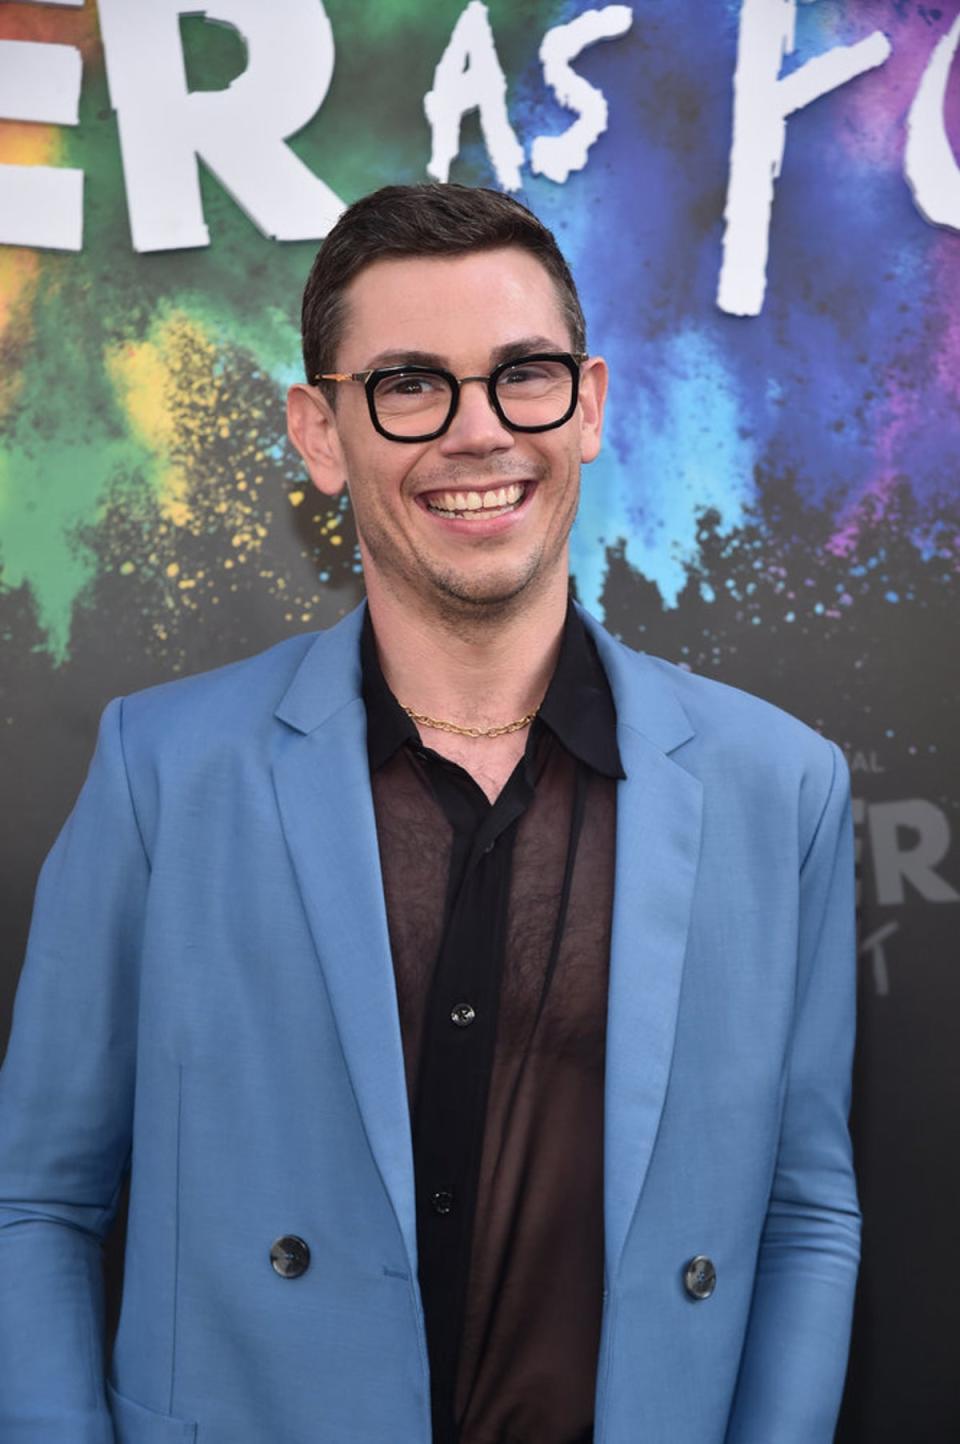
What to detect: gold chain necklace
<box><xmin>401</xmin><ymin>706</ymin><xmax>539</xmax><ymax>739</ymax></box>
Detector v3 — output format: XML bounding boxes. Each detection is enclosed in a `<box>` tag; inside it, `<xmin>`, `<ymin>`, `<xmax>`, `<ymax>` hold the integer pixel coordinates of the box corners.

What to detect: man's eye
<box><xmin>500</xmin><ymin>365</ymin><xmax>549</xmax><ymax>386</ymax></box>
<box><xmin>380</xmin><ymin>374</ymin><xmax>438</xmax><ymax>397</ymax></box>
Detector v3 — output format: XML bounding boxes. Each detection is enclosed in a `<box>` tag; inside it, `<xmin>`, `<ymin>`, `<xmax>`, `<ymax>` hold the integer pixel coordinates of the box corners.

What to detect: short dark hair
<box><xmin>300</xmin><ymin>183</ymin><xmax>586</xmax><ymax>400</ymax></box>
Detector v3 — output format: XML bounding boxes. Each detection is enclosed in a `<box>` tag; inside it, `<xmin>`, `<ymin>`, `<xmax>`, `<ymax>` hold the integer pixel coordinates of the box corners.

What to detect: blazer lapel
<box><xmin>584</xmin><ymin>616</ymin><xmax>703</xmax><ymax>1280</ymax></box>
<box><xmin>271</xmin><ymin>607</ymin><xmax>418</xmax><ymax>1276</ymax></box>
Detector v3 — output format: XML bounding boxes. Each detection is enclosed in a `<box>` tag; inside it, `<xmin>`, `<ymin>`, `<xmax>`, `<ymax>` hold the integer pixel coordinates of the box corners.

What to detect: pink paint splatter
<box><xmin>813</xmin><ymin>3</ymin><xmax>960</xmax><ymax>174</ymax></box>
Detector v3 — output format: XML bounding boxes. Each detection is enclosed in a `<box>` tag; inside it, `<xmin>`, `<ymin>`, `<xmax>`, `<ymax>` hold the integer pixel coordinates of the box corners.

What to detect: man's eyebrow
<box><xmin>363</xmin><ymin>349</ymin><xmax>447</xmax><ymax>370</ymax></box>
<box><xmin>361</xmin><ymin>337</ymin><xmax>571</xmax><ymax>372</ymax></box>
<box><xmin>490</xmin><ymin>336</ymin><xmax>570</xmax><ymax>365</ymax></box>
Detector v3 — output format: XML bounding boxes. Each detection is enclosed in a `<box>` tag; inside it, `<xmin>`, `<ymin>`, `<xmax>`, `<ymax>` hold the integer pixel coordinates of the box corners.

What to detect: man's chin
<box><xmin>425</xmin><ymin>561</ymin><xmax>545</xmax><ymax>619</ymax></box>
<box><xmin>425</xmin><ymin>592</ymin><xmax>524</xmax><ymax>628</ymax></box>
<box><xmin>359</xmin><ymin>530</ymin><xmax>557</xmax><ymax>622</ymax></box>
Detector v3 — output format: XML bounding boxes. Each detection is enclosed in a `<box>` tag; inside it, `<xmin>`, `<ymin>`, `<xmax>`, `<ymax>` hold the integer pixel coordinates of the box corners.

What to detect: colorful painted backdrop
<box><xmin>1</xmin><ymin>3</ymin><xmax>958</xmax><ymax>1439</ymax></box>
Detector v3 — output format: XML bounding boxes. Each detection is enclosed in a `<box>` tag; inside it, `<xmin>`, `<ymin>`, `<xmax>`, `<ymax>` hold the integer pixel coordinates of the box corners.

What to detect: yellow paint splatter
<box><xmin>0</xmin><ymin>247</ymin><xmax>39</xmax><ymax>344</ymax></box>
<box><xmin>0</xmin><ymin>243</ymin><xmax>41</xmax><ymax>417</ymax></box>
<box><xmin>165</xmin><ymin>500</ymin><xmax>192</xmax><ymax>527</ymax></box>
<box><xmin>105</xmin><ymin>316</ymin><xmax>205</xmax><ymax>527</ymax></box>
<box><xmin>96</xmin><ymin>307</ymin><xmax>358</xmax><ymax>663</ymax></box>
<box><xmin>0</xmin><ymin>120</ymin><xmax>59</xmax><ymax>171</ymax></box>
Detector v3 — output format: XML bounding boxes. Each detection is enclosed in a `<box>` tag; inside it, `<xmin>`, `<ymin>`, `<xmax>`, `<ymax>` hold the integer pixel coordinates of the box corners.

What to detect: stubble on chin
<box><xmin>424</xmin><ymin>551</ymin><xmax>549</xmax><ymax>629</ymax></box>
<box><xmin>363</xmin><ymin>524</ymin><xmax>550</xmax><ymax>632</ymax></box>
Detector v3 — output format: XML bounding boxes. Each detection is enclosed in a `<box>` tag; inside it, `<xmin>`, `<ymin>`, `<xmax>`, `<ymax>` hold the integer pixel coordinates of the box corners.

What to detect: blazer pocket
<box><xmin>106</xmin><ymin>1379</ymin><xmax>198</xmax><ymax>1443</ymax></box>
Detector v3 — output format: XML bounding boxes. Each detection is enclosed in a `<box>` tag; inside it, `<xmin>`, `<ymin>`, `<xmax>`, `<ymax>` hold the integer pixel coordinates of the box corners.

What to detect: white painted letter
<box><xmin>424</xmin><ymin>0</ymin><xmax>524</xmax><ymax>192</ymax></box>
<box><xmin>97</xmin><ymin>0</ymin><xmax>344</xmax><ymax>253</ymax></box>
<box><xmin>0</xmin><ymin>20</ymin><xmax>84</xmax><ymax>251</ymax></box>
<box><xmin>531</xmin><ymin>5</ymin><xmax>633</xmax><ymax>184</ymax></box>
<box><xmin>905</xmin><ymin>12</ymin><xmax>960</xmax><ymax>231</ymax></box>
<box><xmin>717</xmin><ymin>0</ymin><xmax>891</xmax><ymax>317</ymax></box>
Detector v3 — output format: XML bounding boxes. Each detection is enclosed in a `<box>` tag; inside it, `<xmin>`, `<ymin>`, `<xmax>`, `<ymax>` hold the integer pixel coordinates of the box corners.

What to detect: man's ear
<box><xmin>578</xmin><ymin>356</ymin><xmax>608</xmax><ymax>465</ymax></box>
<box><xmin>287</xmin><ymin>384</ymin><xmax>347</xmax><ymax>497</ymax></box>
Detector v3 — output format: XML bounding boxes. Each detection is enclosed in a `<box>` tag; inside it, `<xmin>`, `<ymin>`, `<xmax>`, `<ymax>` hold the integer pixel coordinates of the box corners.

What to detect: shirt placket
<box><xmin>411</xmin><ymin>759</ymin><xmax>530</xmax><ymax>1444</ymax></box>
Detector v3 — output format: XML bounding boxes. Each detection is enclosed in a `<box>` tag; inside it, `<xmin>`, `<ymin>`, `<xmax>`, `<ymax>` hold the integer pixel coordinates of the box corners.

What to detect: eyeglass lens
<box><xmin>372</xmin><ymin>357</ymin><xmax>575</xmax><ymax>438</ymax></box>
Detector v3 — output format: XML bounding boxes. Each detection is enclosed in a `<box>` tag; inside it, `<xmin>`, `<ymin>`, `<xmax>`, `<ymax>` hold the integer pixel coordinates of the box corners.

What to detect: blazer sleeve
<box><xmin>725</xmin><ymin>739</ymin><xmax>862</xmax><ymax>1444</ymax></box>
<box><xmin>0</xmin><ymin>698</ymin><xmax>148</xmax><ymax>1444</ymax></box>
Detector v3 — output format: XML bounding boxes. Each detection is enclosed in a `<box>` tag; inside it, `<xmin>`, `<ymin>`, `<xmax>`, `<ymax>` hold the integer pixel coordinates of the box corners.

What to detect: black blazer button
<box><xmin>270</xmin><ymin>1235</ymin><xmax>311</xmax><ymax>1279</ymax></box>
<box><xmin>683</xmin><ymin>1255</ymin><xmax>717</xmax><ymax>1300</ymax></box>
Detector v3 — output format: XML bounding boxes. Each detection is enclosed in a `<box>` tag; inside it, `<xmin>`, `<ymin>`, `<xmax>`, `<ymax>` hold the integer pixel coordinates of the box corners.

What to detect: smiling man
<box><xmin>0</xmin><ymin>185</ymin><xmax>860</xmax><ymax>1444</ymax></box>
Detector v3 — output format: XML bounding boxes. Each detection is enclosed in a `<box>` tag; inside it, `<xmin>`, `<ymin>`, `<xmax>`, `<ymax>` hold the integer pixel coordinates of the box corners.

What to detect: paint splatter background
<box><xmin>0</xmin><ymin>2</ymin><xmax>958</xmax><ymax>1439</ymax></box>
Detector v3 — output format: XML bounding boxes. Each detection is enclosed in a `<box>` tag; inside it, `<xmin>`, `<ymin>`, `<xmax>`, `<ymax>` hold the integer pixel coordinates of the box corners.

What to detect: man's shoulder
<box><xmin>586</xmin><ymin>614</ymin><xmax>841</xmax><ymax>793</ymax></box>
<box><xmin>122</xmin><ymin>632</ymin><xmax>314</xmax><ymax>730</ymax></box>
<box><xmin>644</xmin><ymin>649</ymin><xmax>827</xmax><ymax>752</ymax></box>
<box><xmin>118</xmin><ymin>606</ymin><xmax>364</xmax><ymax>758</ymax></box>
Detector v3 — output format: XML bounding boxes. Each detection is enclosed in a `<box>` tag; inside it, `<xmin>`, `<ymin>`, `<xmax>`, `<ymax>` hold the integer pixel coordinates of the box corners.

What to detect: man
<box><xmin>0</xmin><ymin>184</ymin><xmax>859</xmax><ymax>1444</ymax></box>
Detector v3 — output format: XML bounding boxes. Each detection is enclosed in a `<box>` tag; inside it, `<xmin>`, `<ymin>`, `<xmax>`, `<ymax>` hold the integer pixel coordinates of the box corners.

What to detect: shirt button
<box><xmin>431</xmin><ymin>1189</ymin><xmax>455</xmax><ymax>1216</ymax></box>
<box><xmin>450</xmin><ymin>1003</ymin><xmax>476</xmax><ymax>1028</ymax></box>
<box><xmin>683</xmin><ymin>1255</ymin><xmax>717</xmax><ymax>1300</ymax></box>
<box><xmin>270</xmin><ymin>1235</ymin><xmax>311</xmax><ymax>1279</ymax></box>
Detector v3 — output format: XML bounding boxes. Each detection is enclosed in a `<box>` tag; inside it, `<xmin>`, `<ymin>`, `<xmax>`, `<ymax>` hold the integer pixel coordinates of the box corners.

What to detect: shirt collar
<box><xmin>361</xmin><ymin>599</ymin><xmax>624</xmax><ymax>779</ymax></box>
<box><xmin>539</xmin><ymin>598</ymin><xmax>624</xmax><ymax>778</ymax></box>
<box><xmin>361</xmin><ymin>607</ymin><xmax>419</xmax><ymax>769</ymax></box>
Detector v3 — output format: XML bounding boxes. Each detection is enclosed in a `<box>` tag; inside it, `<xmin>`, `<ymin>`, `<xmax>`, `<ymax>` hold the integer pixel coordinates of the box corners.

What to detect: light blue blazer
<box><xmin>0</xmin><ymin>604</ymin><xmax>860</xmax><ymax>1444</ymax></box>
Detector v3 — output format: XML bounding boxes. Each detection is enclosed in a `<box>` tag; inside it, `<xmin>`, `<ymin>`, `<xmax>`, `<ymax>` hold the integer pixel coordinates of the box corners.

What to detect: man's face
<box><xmin>291</xmin><ymin>246</ymin><xmax>607</xmax><ymax>622</ymax></box>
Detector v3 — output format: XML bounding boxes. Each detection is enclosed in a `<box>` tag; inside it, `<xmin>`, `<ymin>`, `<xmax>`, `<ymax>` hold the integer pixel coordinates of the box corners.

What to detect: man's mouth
<box><xmin>420</xmin><ymin>481</ymin><xmax>528</xmax><ymax>519</ymax></box>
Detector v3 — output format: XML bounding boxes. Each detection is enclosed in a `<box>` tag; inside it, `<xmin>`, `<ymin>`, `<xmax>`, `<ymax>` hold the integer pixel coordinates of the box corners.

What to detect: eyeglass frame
<box><xmin>313</xmin><ymin>351</ymin><xmax>589</xmax><ymax>443</ymax></box>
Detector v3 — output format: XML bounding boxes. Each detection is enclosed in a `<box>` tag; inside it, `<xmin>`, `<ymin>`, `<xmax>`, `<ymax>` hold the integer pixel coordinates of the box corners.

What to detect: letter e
<box><xmin>98</xmin><ymin>0</ymin><xmax>344</xmax><ymax>253</ymax></box>
<box><xmin>0</xmin><ymin>7</ymin><xmax>85</xmax><ymax>251</ymax></box>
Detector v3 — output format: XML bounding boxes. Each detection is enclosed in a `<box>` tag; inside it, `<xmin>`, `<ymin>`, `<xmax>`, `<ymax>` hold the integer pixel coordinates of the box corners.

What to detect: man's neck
<box><xmin>365</xmin><ymin>572</ymin><xmax>569</xmax><ymax>735</ymax></box>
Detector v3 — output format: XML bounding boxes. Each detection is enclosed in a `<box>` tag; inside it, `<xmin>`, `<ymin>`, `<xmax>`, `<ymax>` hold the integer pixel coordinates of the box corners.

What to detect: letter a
<box><xmin>424</xmin><ymin>1</ymin><xmax>524</xmax><ymax>192</ymax></box>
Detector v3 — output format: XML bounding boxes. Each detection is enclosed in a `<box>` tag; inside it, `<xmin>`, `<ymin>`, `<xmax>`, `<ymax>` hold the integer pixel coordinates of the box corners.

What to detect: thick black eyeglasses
<box><xmin>314</xmin><ymin>352</ymin><xmax>588</xmax><ymax>443</ymax></box>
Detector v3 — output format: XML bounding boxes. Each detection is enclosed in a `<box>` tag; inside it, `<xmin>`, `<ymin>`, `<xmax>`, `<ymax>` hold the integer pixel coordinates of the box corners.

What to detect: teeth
<box><xmin>428</xmin><ymin>482</ymin><xmax>525</xmax><ymax>516</ymax></box>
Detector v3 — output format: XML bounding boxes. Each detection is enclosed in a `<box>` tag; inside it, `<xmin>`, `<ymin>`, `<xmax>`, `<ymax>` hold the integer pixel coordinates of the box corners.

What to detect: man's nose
<box><xmin>438</xmin><ymin>377</ymin><xmax>514</xmax><ymax>455</ymax></box>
